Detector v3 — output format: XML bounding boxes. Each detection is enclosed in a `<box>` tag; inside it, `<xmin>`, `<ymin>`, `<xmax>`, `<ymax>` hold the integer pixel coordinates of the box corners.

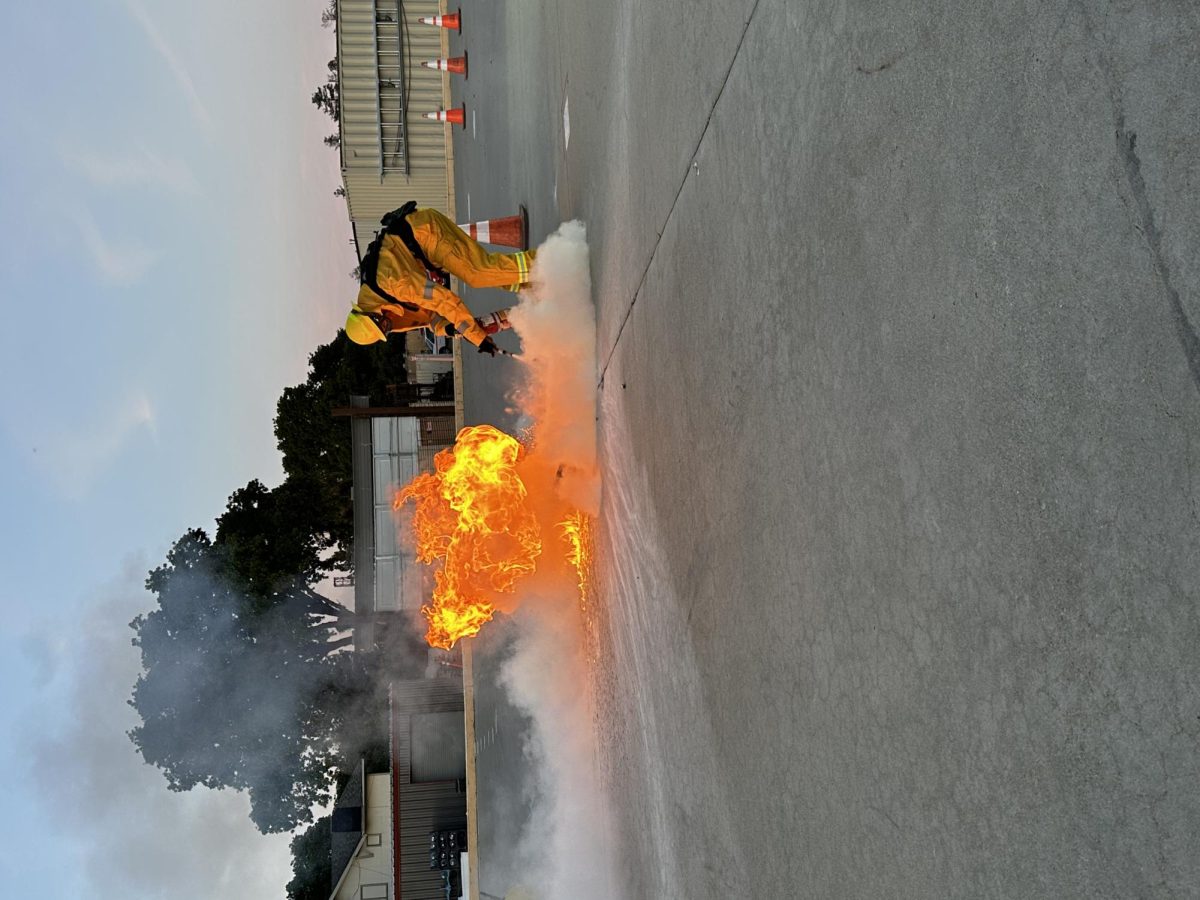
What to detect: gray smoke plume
<box><xmin>32</xmin><ymin>559</ymin><xmax>293</xmax><ymax>899</ymax></box>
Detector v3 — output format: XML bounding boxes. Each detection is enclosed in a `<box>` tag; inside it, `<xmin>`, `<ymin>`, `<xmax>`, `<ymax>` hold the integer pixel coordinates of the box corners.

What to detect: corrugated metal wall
<box><xmin>390</xmin><ymin>678</ymin><xmax>468</xmax><ymax>899</ymax></box>
<box><xmin>338</xmin><ymin>0</ymin><xmax>453</xmax><ymax>260</ymax></box>
<box><xmin>393</xmin><ymin>677</ymin><xmax>464</xmax><ymax>719</ymax></box>
<box><xmin>398</xmin><ymin>783</ymin><xmax>468</xmax><ymax>898</ymax></box>
<box><xmin>371</xmin><ymin>417</ymin><xmax>421</xmax><ymax>612</ymax></box>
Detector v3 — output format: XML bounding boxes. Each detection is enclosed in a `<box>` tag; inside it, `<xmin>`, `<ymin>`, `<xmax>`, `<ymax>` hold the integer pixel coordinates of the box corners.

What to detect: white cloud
<box><xmin>71</xmin><ymin>210</ymin><xmax>156</xmax><ymax>284</ymax></box>
<box><xmin>31</xmin><ymin>389</ymin><xmax>158</xmax><ymax>500</ymax></box>
<box><xmin>61</xmin><ymin>145</ymin><xmax>200</xmax><ymax>196</ymax></box>
<box><xmin>122</xmin><ymin>0</ymin><xmax>213</xmax><ymax>133</ymax></box>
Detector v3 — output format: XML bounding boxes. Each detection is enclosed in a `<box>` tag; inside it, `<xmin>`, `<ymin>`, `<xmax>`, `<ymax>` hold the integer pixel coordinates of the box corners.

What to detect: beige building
<box><xmin>335</xmin><ymin>0</ymin><xmax>459</xmax><ymax>438</ymax></box>
<box><xmin>330</xmin><ymin>762</ymin><xmax>395</xmax><ymax>900</ymax></box>
<box><xmin>329</xmin><ymin>680</ymin><xmax>469</xmax><ymax>900</ymax></box>
<box><xmin>335</xmin><ymin>0</ymin><xmax>457</xmax><ymax>256</ymax></box>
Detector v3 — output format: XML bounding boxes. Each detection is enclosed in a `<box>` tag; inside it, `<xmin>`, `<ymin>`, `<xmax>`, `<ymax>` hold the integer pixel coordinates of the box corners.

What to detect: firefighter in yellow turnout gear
<box><xmin>345</xmin><ymin>205</ymin><xmax>534</xmax><ymax>355</ymax></box>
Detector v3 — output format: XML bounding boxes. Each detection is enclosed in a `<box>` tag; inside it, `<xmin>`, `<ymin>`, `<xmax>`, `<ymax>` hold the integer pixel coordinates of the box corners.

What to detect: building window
<box><xmin>366</xmin><ymin>833</ymin><xmax>382</xmax><ymax>847</ymax></box>
<box><xmin>361</xmin><ymin>885</ymin><xmax>388</xmax><ymax>900</ymax></box>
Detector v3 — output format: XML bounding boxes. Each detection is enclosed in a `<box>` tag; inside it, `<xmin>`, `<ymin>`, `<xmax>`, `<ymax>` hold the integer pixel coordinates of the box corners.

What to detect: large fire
<box><xmin>395</xmin><ymin>425</ymin><xmax>542</xmax><ymax>648</ymax></box>
<box><xmin>395</xmin><ymin>424</ymin><xmax>595</xmax><ymax>648</ymax></box>
<box><xmin>389</xmin><ymin>222</ymin><xmax>601</xmax><ymax>648</ymax></box>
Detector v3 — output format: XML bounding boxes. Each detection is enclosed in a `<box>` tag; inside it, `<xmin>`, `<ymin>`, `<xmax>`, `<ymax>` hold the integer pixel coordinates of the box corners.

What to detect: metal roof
<box><xmin>328</xmin><ymin>759</ymin><xmax>367</xmax><ymax>898</ymax></box>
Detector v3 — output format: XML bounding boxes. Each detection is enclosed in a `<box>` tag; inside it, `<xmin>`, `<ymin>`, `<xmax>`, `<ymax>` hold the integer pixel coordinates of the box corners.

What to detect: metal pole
<box><xmin>332</xmin><ymin>404</ymin><xmax>456</xmax><ymax>418</ymax></box>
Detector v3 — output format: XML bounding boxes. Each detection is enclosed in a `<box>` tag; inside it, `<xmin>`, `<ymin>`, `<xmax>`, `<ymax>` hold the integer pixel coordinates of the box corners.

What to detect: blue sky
<box><xmin>0</xmin><ymin>1</ymin><xmax>355</xmax><ymax>895</ymax></box>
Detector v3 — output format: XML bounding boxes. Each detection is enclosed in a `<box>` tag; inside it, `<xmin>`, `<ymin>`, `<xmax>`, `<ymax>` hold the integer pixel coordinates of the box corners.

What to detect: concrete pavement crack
<box><xmin>1115</xmin><ymin>122</ymin><xmax>1200</xmax><ymax>396</ymax></box>
<box><xmin>598</xmin><ymin>0</ymin><xmax>764</xmax><ymax>384</ymax></box>
<box><xmin>856</xmin><ymin>53</ymin><xmax>904</xmax><ymax>75</ymax></box>
<box><xmin>1073</xmin><ymin>0</ymin><xmax>1200</xmax><ymax>397</ymax></box>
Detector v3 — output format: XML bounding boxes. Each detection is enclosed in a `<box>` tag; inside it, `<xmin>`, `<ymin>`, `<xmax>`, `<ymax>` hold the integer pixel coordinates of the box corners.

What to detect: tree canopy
<box><xmin>128</xmin><ymin>331</ymin><xmax>417</xmax><ymax>834</ymax></box>
<box><xmin>196</xmin><ymin>331</ymin><xmax>409</xmax><ymax>587</ymax></box>
<box><xmin>128</xmin><ymin>529</ymin><xmax>380</xmax><ymax>833</ymax></box>
<box><xmin>273</xmin><ymin>331</ymin><xmax>410</xmax><ymax>573</ymax></box>
<box><xmin>311</xmin><ymin>81</ymin><xmax>339</xmax><ymax>122</ymax></box>
<box><xmin>287</xmin><ymin>815</ymin><xmax>332</xmax><ymax>900</ymax></box>
<box><xmin>214</xmin><ymin>478</ymin><xmax>333</xmax><ymax>599</ymax></box>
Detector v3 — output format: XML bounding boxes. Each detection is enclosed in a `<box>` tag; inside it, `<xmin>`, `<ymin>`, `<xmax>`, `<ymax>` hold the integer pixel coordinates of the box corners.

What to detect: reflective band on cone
<box><xmin>421</xmin><ymin>54</ymin><xmax>468</xmax><ymax>77</ymax></box>
<box><xmin>456</xmin><ymin>207</ymin><xmax>528</xmax><ymax>250</ymax></box>
<box><xmin>422</xmin><ymin>104</ymin><xmax>467</xmax><ymax>127</ymax></box>
<box><xmin>417</xmin><ymin>10</ymin><xmax>461</xmax><ymax>32</ymax></box>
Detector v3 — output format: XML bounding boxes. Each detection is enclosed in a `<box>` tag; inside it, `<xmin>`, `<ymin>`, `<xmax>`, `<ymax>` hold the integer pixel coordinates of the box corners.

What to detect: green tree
<box><xmin>129</xmin><ymin>330</ymin><xmax>423</xmax><ymax>836</ymax></box>
<box><xmin>214</xmin><ymin>477</ymin><xmax>334</xmax><ymax>598</ymax></box>
<box><xmin>287</xmin><ymin>815</ymin><xmax>332</xmax><ymax>900</ymax></box>
<box><xmin>311</xmin><ymin>82</ymin><xmax>339</xmax><ymax>121</ymax></box>
<box><xmin>273</xmin><ymin>331</ymin><xmax>409</xmax><ymax>573</ymax></box>
<box><xmin>209</xmin><ymin>333</ymin><xmax>410</xmax><ymax>585</ymax></box>
<box><xmin>128</xmin><ymin>530</ymin><xmax>378</xmax><ymax>833</ymax></box>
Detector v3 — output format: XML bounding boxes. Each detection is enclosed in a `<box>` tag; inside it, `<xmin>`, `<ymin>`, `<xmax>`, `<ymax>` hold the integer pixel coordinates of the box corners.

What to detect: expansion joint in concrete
<box><xmin>1076</xmin><ymin>0</ymin><xmax>1200</xmax><ymax>397</ymax></box>
<box><xmin>598</xmin><ymin>0</ymin><xmax>765</xmax><ymax>384</ymax></box>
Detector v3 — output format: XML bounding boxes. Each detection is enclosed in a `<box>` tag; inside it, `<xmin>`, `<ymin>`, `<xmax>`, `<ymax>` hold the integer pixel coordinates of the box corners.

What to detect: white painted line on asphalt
<box><xmin>562</xmin><ymin>94</ymin><xmax>570</xmax><ymax>150</ymax></box>
<box><xmin>472</xmin><ymin>108</ymin><xmax>476</xmax><ymax>140</ymax></box>
<box><xmin>467</xmin><ymin>193</ymin><xmax>471</xmax><ymax>220</ymax></box>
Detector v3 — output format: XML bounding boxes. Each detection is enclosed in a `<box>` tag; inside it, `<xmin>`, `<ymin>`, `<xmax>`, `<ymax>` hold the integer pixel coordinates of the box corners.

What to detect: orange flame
<box><xmin>558</xmin><ymin>510</ymin><xmax>592</xmax><ymax>609</ymax></box>
<box><xmin>395</xmin><ymin>425</ymin><xmax>542</xmax><ymax>648</ymax></box>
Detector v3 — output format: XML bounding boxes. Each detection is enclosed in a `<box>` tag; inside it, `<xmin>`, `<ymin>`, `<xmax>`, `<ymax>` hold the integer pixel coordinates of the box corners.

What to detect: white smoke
<box><xmin>508</xmin><ymin>220</ymin><xmax>601</xmax><ymax>516</ymax></box>
<box><xmin>31</xmin><ymin>561</ymin><xmax>293</xmax><ymax>899</ymax></box>
<box><xmin>500</xmin><ymin>599</ymin><xmax>615</xmax><ymax>900</ymax></box>
<box><xmin>492</xmin><ymin>221</ymin><xmax>618</xmax><ymax>899</ymax></box>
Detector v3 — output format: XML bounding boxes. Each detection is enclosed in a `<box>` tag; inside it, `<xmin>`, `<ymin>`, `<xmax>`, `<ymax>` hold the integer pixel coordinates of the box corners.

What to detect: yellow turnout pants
<box><xmin>407</xmin><ymin>208</ymin><xmax>535</xmax><ymax>291</ymax></box>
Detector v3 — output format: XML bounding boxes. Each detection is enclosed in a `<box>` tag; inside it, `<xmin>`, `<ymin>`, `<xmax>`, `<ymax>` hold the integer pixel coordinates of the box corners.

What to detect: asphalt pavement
<box><xmin>450</xmin><ymin>1</ymin><xmax>1200</xmax><ymax>897</ymax></box>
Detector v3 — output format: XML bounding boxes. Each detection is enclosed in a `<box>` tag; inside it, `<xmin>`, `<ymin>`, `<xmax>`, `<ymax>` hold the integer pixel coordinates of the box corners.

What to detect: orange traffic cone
<box><xmin>458</xmin><ymin>206</ymin><xmax>528</xmax><ymax>250</ymax></box>
<box><xmin>418</xmin><ymin>9</ymin><xmax>461</xmax><ymax>32</ymax></box>
<box><xmin>421</xmin><ymin>53</ymin><xmax>468</xmax><ymax>78</ymax></box>
<box><xmin>423</xmin><ymin>104</ymin><xmax>466</xmax><ymax>127</ymax></box>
